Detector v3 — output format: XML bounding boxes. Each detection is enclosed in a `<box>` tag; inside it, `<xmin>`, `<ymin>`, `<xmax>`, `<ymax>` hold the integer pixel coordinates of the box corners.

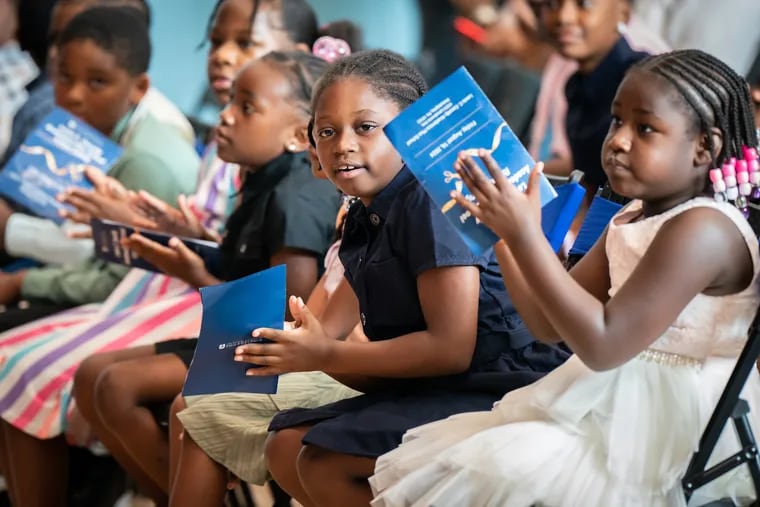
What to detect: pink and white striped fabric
<box><xmin>0</xmin><ymin>270</ymin><xmax>202</xmax><ymax>439</ymax></box>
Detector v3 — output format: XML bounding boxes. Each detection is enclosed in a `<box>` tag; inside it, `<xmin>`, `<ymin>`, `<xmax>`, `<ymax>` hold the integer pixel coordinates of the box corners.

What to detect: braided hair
<box><xmin>634</xmin><ymin>49</ymin><xmax>758</xmax><ymax>166</ymax></box>
<box><xmin>311</xmin><ymin>49</ymin><xmax>428</xmax><ymax>116</ymax></box>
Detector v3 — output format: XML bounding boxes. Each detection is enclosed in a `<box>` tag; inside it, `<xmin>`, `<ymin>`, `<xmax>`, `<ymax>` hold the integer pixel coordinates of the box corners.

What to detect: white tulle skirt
<box><xmin>370</xmin><ymin>354</ymin><xmax>760</xmax><ymax>507</ymax></box>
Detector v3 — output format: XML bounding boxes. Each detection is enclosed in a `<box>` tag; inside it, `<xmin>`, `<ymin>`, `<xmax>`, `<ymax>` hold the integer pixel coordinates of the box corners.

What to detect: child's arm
<box><xmin>270</xmin><ymin>247</ymin><xmax>319</xmax><ymax>321</ymax></box>
<box><xmin>455</xmin><ymin>151</ymin><xmax>754</xmax><ymax>371</ymax></box>
<box><xmin>492</xmin><ymin>227</ymin><xmax>611</xmax><ymax>341</ymax></box>
<box><xmin>235</xmin><ymin>264</ymin><xmax>482</xmax><ymax>378</ymax></box>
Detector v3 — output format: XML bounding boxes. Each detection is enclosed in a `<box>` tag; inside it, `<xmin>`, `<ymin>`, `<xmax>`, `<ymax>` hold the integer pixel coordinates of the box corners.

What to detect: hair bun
<box><xmin>312</xmin><ymin>36</ymin><xmax>351</xmax><ymax>63</ymax></box>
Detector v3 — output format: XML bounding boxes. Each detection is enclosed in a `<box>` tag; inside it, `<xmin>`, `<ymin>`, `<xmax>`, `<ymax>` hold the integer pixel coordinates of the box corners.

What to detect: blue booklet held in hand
<box><xmin>183</xmin><ymin>265</ymin><xmax>286</xmax><ymax>396</ymax></box>
<box><xmin>0</xmin><ymin>107</ymin><xmax>122</xmax><ymax>223</ymax></box>
<box><xmin>384</xmin><ymin>67</ymin><xmax>557</xmax><ymax>255</ymax></box>
<box><xmin>91</xmin><ymin>218</ymin><xmax>222</xmax><ymax>274</ymax></box>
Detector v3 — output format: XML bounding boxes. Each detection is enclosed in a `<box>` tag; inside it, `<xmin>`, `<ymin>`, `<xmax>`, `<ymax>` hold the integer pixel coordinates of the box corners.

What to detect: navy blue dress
<box><xmin>268</xmin><ymin>167</ymin><xmax>569</xmax><ymax>458</ymax></box>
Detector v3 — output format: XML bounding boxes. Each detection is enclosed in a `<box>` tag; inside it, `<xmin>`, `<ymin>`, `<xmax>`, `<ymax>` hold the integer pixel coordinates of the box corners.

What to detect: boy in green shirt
<box><xmin>0</xmin><ymin>5</ymin><xmax>198</xmax><ymax>330</ymax></box>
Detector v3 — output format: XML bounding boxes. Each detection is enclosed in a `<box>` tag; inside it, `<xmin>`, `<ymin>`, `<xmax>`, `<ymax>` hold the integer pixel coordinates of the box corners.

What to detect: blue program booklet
<box><xmin>91</xmin><ymin>218</ymin><xmax>222</xmax><ymax>274</ymax></box>
<box><xmin>384</xmin><ymin>66</ymin><xmax>557</xmax><ymax>255</ymax></box>
<box><xmin>183</xmin><ymin>265</ymin><xmax>286</xmax><ymax>396</ymax></box>
<box><xmin>0</xmin><ymin>107</ymin><xmax>122</xmax><ymax>223</ymax></box>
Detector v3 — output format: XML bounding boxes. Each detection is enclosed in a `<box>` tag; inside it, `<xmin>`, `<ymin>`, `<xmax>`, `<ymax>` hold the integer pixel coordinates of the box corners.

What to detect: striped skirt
<box><xmin>0</xmin><ymin>269</ymin><xmax>202</xmax><ymax>438</ymax></box>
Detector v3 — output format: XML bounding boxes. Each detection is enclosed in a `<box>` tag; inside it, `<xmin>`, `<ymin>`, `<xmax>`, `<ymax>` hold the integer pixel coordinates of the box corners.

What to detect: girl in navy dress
<box><xmin>233</xmin><ymin>49</ymin><xmax>569</xmax><ymax>506</ymax></box>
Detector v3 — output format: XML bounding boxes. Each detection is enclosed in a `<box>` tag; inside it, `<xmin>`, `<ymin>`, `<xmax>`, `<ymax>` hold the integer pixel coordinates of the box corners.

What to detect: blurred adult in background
<box><xmin>632</xmin><ymin>0</ymin><xmax>760</xmax><ymax>75</ymax></box>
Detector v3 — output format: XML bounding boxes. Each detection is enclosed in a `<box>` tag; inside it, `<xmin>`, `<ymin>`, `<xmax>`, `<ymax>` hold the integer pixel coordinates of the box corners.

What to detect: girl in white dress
<box><xmin>371</xmin><ymin>49</ymin><xmax>760</xmax><ymax>507</ymax></box>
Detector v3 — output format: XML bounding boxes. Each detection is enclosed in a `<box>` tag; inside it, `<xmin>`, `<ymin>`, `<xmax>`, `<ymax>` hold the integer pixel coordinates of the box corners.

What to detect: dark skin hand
<box><xmin>452</xmin><ymin>150</ymin><xmax>753</xmax><ymax>371</ymax></box>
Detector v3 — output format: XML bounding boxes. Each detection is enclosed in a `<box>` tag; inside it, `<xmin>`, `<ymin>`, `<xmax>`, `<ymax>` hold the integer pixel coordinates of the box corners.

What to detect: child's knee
<box><xmin>296</xmin><ymin>444</ymin><xmax>330</xmax><ymax>479</ymax></box>
<box><xmin>265</xmin><ymin>429</ymin><xmax>303</xmax><ymax>472</ymax></box>
<box><xmin>73</xmin><ymin>353</ymin><xmax>110</xmax><ymax>404</ymax></box>
<box><xmin>93</xmin><ymin>364</ymin><xmax>139</xmax><ymax>421</ymax></box>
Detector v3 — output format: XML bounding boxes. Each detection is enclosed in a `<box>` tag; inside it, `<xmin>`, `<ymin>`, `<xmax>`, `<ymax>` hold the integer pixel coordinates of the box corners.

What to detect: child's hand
<box><xmin>453</xmin><ymin>149</ymin><xmax>544</xmax><ymax>244</ymax></box>
<box><xmin>234</xmin><ymin>295</ymin><xmax>334</xmax><ymax>376</ymax></box>
<box><xmin>122</xmin><ymin>233</ymin><xmax>216</xmax><ymax>288</ymax></box>
<box><xmin>58</xmin><ymin>167</ymin><xmax>139</xmax><ymax>227</ymax></box>
<box><xmin>131</xmin><ymin>192</ymin><xmax>218</xmax><ymax>242</ymax></box>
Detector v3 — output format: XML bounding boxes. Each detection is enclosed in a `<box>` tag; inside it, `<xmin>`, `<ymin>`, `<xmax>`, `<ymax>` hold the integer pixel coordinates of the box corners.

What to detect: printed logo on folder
<box><xmin>384</xmin><ymin>67</ymin><xmax>556</xmax><ymax>255</ymax></box>
<box><xmin>183</xmin><ymin>265</ymin><xmax>286</xmax><ymax>396</ymax></box>
<box><xmin>0</xmin><ymin>107</ymin><xmax>122</xmax><ymax>223</ymax></box>
<box><xmin>91</xmin><ymin>218</ymin><xmax>221</xmax><ymax>274</ymax></box>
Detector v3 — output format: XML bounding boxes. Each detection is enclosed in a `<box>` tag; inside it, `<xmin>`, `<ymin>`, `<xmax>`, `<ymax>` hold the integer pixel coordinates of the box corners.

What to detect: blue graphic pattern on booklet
<box><xmin>183</xmin><ymin>265</ymin><xmax>286</xmax><ymax>396</ymax></box>
<box><xmin>384</xmin><ymin>67</ymin><xmax>556</xmax><ymax>255</ymax></box>
<box><xmin>0</xmin><ymin>107</ymin><xmax>122</xmax><ymax>223</ymax></box>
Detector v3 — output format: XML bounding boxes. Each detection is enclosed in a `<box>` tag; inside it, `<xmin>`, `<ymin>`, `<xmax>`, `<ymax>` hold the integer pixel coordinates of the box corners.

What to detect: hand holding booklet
<box><xmin>183</xmin><ymin>265</ymin><xmax>286</xmax><ymax>396</ymax></box>
<box><xmin>0</xmin><ymin>107</ymin><xmax>122</xmax><ymax>223</ymax></box>
<box><xmin>383</xmin><ymin>66</ymin><xmax>556</xmax><ymax>256</ymax></box>
<box><xmin>91</xmin><ymin>218</ymin><xmax>221</xmax><ymax>274</ymax></box>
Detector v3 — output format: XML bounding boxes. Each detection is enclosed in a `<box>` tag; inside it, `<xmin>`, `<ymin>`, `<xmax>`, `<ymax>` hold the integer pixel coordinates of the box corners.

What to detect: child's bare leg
<box><xmin>297</xmin><ymin>445</ymin><xmax>375</xmax><ymax>507</ymax></box>
<box><xmin>167</xmin><ymin>394</ymin><xmax>186</xmax><ymax>494</ymax></box>
<box><xmin>0</xmin><ymin>422</ymin><xmax>18</xmax><ymax>506</ymax></box>
<box><xmin>169</xmin><ymin>431</ymin><xmax>227</xmax><ymax>507</ymax></box>
<box><xmin>1</xmin><ymin>420</ymin><xmax>67</xmax><ymax>507</ymax></box>
<box><xmin>74</xmin><ymin>346</ymin><xmax>169</xmax><ymax>505</ymax></box>
<box><xmin>266</xmin><ymin>426</ymin><xmax>316</xmax><ymax>507</ymax></box>
<box><xmin>93</xmin><ymin>353</ymin><xmax>187</xmax><ymax>501</ymax></box>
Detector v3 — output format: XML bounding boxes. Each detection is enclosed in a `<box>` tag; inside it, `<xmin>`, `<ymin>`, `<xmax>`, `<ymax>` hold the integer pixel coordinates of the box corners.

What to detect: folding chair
<box><xmin>681</xmin><ymin>309</ymin><xmax>760</xmax><ymax>506</ymax></box>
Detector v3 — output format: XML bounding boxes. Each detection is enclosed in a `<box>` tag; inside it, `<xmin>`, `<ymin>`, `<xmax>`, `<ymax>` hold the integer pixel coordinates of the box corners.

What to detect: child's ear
<box><xmin>695</xmin><ymin>127</ymin><xmax>723</xmax><ymax>167</ymax></box>
<box><xmin>284</xmin><ymin>124</ymin><xmax>311</xmax><ymax>153</ymax></box>
<box><xmin>294</xmin><ymin>42</ymin><xmax>311</xmax><ymax>54</ymax></box>
<box><xmin>308</xmin><ymin>146</ymin><xmax>326</xmax><ymax>179</ymax></box>
<box><xmin>129</xmin><ymin>73</ymin><xmax>150</xmax><ymax>107</ymax></box>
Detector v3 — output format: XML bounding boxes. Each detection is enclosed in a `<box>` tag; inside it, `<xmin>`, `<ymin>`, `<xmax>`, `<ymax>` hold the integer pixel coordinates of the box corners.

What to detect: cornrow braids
<box><xmin>311</xmin><ymin>49</ymin><xmax>428</xmax><ymax>116</ymax></box>
<box><xmin>262</xmin><ymin>51</ymin><xmax>328</xmax><ymax>115</ymax></box>
<box><xmin>634</xmin><ymin>49</ymin><xmax>758</xmax><ymax>167</ymax></box>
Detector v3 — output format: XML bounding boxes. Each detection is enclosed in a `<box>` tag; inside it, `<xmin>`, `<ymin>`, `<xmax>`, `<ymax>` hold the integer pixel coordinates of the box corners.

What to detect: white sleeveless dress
<box><xmin>370</xmin><ymin>198</ymin><xmax>760</xmax><ymax>507</ymax></box>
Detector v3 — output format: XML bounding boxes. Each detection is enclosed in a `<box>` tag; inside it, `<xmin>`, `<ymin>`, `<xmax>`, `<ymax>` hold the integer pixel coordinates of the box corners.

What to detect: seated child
<box><xmin>527</xmin><ymin>0</ymin><xmax>652</xmax><ymax>192</ymax></box>
<box><xmin>0</xmin><ymin>0</ymin><xmax>196</xmax><ymax>267</ymax></box>
<box><xmin>230</xmin><ymin>49</ymin><xmax>569</xmax><ymax>507</ymax></box>
<box><xmin>0</xmin><ymin>7</ymin><xmax>199</xmax><ymax>506</ymax></box>
<box><xmin>74</xmin><ymin>51</ymin><xmax>340</xmax><ymax>506</ymax></box>
<box><xmin>0</xmin><ymin>6</ymin><xmax>198</xmax><ymax>327</ymax></box>
<box><xmin>371</xmin><ymin>49</ymin><xmax>760</xmax><ymax>507</ymax></box>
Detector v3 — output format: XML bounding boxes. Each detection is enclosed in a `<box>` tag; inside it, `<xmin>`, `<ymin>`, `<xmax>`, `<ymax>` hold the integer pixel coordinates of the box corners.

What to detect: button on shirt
<box><xmin>565</xmin><ymin>37</ymin><xmax>649</xmax><ymax>189</ymax></box>
<box><xmin>339</xmin><ymin>167</ymin><xmax>536</xmax><ymax>372</ymax></box>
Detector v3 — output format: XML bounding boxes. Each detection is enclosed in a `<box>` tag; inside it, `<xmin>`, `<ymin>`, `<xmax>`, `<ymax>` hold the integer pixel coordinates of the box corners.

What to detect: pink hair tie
<box><xmin>312</xmin><ymin>36</ymin><xmax>351</xmax><ymax>63</ymax></box>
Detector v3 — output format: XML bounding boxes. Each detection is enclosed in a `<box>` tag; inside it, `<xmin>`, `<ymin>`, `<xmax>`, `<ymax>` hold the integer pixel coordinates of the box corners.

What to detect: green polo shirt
<box><xmin>20</xmin><ymin>110</ymin><xmax>199</xmax><ymax>305</ymax></box>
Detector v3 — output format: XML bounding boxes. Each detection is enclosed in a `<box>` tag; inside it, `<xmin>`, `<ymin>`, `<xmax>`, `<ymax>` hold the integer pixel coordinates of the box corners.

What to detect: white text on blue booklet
<box><xmin>0</xmin><ymin>107</ymin><xmax>122</xmax><ymax>223</ymax></box>
<box><xmin>384</xmin><ymin>67</ymin><xmax>557</xmax><ymax>255</ymax></box>
<box><xmin>182</xmin><ymin>265</ymin><xmax>286</xmax><ymax>396</ymax></box>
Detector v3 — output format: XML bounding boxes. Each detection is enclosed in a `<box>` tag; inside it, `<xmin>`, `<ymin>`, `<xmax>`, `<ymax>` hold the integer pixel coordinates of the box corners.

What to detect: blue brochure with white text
<box><xmin>384</xmin><ymin>67</ymin><xmax>556</xmax><ymax>255</ymax></box>
<box><xmin>182</xmin><ymin>265</ymin><xmax>286</xmax><ymax>396</ymax></box>
<box><xmin>91</xmin><ymin>218</ymin><xmax>222</xmax><ymax>274</ymax></box>
<box><xmin>0</xmin><ymin>107</ymin><xmax>122</xmax><ymax>223</ymax></box>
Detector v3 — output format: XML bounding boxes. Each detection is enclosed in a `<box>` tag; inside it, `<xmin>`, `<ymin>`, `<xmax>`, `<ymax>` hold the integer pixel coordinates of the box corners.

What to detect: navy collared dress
<box><xmin>269</xmin><ymin>167</ymin><xmax>569</xmax><ymax>458</ymax></box>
